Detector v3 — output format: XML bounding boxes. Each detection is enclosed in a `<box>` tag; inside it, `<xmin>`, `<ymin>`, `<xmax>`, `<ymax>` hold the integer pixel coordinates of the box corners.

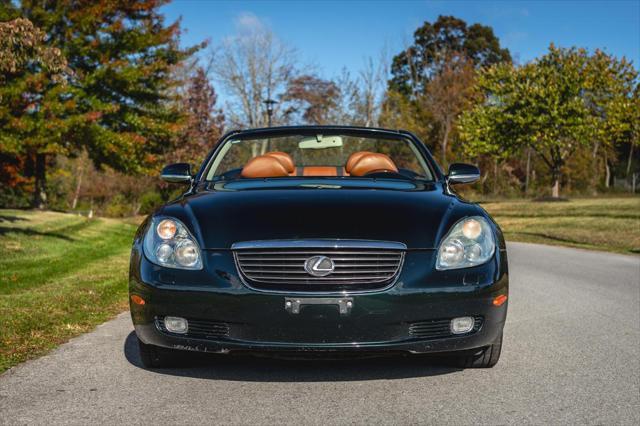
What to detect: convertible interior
<box><xmin>240</xmin><ymin>151</ymin><xmax>399</xmax><ymax>178</ymax></box>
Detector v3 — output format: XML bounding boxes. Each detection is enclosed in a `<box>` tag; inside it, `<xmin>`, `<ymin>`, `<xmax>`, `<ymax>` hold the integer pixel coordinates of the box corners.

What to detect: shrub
<box><xmin>139</xmin><ymin>191</ymin><xmax>163</xmax><ymax>215</ymax></box>
<box><xmin>105</xmin><ymin>194</ymin><xmax>131</xmax><ymax>217</ymax></box>
<box><xmin>0</xmin><ymin>185</ymin><xmax>31</xmax><ymax>209</ymax></box>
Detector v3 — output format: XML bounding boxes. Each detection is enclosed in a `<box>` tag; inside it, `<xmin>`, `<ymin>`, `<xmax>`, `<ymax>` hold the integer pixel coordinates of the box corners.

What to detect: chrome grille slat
<box><xmin>240</xmin><ymin>257</ymin><xmax>397</xmax><ymax>267</ymax></box>
<box><xmin>241</xmin><ymin>269</ymin><xmax>398</xmax><ymax>274</ymax></box>
<box><xmin>240</xmin><ymin>275</ymin><xmax>395</xmax><ymax>281</ymax></box>
<box><xmin>332</xmin><ymin>263</ymin><xmax>401</xmax><ymax>267</ymax></box>
<box><xmin>233</xmin><ymin>240</ymin><xmax>405</xmax><ymax>292</ymax></box>
<box><xmin>237</xmin><ymin>257</ymin><xmax>400</xmax><ymax>262</ymax></box>
<box><xmin>236</xmin><ymin>251</ymin><xmax>401</xmax><ymax>256</ymax></box>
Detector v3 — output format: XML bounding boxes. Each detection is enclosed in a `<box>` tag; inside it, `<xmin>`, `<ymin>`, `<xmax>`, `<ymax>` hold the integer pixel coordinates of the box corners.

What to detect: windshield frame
<box><xmin>196</xmin><ymin>126</ymin><xmax>443</xmax><ymax>184</ymax></box>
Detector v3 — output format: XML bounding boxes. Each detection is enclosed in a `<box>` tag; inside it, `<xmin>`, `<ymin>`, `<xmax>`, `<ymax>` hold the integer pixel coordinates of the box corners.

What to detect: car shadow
<box><xmin>123</xmin><ymin>332</ymin><xmax>461</xmax><ymax>382</ymax></box>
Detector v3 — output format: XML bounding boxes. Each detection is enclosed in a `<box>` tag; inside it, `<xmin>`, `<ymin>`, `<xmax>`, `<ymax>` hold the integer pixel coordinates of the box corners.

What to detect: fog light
<box><xmin>451</xmin><ymin>316</ymin><xmax>475</xmax><ymax>334</ymax></box>
<box><xmin>164</xmin><ymin>316</ymin><xmax>188</xmax><ymax>334</ymax></box>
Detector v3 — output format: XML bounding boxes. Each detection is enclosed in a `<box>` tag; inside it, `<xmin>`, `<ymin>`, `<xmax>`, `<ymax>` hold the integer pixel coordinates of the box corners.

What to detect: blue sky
<box><xmin>162</xmin><ymin>0</ymin><xmax>640</xmax><ymax>78</ymax></box>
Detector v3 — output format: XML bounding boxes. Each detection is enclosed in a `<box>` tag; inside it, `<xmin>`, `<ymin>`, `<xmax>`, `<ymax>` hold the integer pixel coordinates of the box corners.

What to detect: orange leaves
<box><xmin>85</xmin><ymin>111</ymin><xmax>103</xmax><ymax>122</ymax></box>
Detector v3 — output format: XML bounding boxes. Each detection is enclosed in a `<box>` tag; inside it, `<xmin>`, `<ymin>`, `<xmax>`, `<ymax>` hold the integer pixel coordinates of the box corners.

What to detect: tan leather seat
<box><xmin>241</xmin><ymin>155</ymin><xmax>289</xmax><ymax>178</ymax></box>
<box><xmin>265</xmin><ymin>151</ymin><xmax>295</xmax><ymax>175</ymax></box>
<box><xmin>349</xmin><ymin>153</ymin><xmax>398</xmax><ymax>177</ymax></box>
<box><xmin>301</xmin><ymin>166</ymin><xmax>344</xmax><ymax>176</ymax></box>
<box><xmin>345</xmin><ymin>151</ymin><xmax>374</xmax><ymax>174</ymax></box>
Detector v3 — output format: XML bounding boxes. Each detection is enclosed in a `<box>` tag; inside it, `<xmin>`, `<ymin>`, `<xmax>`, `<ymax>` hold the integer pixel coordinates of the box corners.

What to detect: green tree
<box><xmin>459</xmin><ymin>45</ymin><xmax>637</xmax><ymax>198</ymax></box>
<box><xmin>625</xmin><ymin>85</ymin><xmax>640</xmax><ymax>178</ymax></box>
<box><xmin>384</xmin><ymin>16</ymin><xmax>510</xmax><ymax>165</ymax></box>
<box><xmin>389</xmin><ymin>15</ymin><xmax>511</xmax><ymax>96</ymax></box>
<box><xmin>2</xmin><ymin>0</ymin><xmax>201</xmax><ymax>207</ymax></box>
<box><xmin>379</xmin><ymin>90</ymin><xmax>431</xmax><ymax>140</ymax></box>
<box><xmin>583</xmin><ymin>50</ymin><xmax>638</xmax><ymax>190</ymax></box>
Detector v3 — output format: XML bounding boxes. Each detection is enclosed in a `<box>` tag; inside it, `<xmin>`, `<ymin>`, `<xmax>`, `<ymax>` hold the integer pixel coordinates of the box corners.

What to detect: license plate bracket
<box><xmin>284</xmin><ymin>297</ymin><xmax>354</xmax><ymax>315</ymax></box>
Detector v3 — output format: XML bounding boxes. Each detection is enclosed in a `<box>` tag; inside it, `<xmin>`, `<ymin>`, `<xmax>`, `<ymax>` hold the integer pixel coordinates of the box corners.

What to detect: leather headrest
<box><xmin>265</xmin><ymin>151</ymin><xmax>295</xmax><ymax>173</ymax></box>
<box><xmin>349</xmin><ymin>153</ymin><xmax>398</xmax><ymax>177</ymax></box>
<box><xmin>345</xmin><ymin>151</ymin><xmax>374</xmax><ymax>173</ymax></box>
<box><xmin>241</xmin><ymin>155</ymin><xmax>289</xmax><ymax>178</ymax></box>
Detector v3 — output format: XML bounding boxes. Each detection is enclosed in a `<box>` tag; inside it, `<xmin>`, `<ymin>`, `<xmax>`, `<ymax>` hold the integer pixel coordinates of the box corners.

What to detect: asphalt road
<box><xmin>1</xmin><ymin>242</ymin><xmax>639</xmax><ymax>425</ymax></box>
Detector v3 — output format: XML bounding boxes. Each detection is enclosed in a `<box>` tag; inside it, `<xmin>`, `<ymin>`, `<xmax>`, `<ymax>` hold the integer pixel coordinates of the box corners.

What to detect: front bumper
<box><xmin>129</xmin><ymin>248</ymin><xmax>508</xmax><ymax>355</ymax></box>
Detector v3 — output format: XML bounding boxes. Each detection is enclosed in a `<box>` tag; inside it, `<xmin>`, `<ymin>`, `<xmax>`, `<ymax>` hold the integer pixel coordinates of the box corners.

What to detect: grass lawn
<box><xmin>0</xmin><ymin>210</ymin><xmax>138</xmax><ymax>373</ymax></box>
<box><xmin>482</xmin><ymin>197</ymin><xmax>640</xmax><ymax>254</ymax></box>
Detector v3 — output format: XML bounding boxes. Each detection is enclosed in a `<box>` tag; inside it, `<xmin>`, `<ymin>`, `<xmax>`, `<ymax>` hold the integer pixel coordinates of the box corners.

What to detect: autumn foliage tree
<box><xmin>423</xmin><ymin>53</ymin><xmax>477</xmax><ymax>166</ymax></box>
<box><xmin>1</xmin><ymin>0</ymin><xmax>201</xmax><ymax>207</ymax></box>
<box><xmin>282</xmin><ymin>75</ymin><xmax>340</xmax><ymax>125</ymax></box>
<box><xmin>383</xmin><ymin>16</ymin><xmax>511</xmax><ymax>163</ymax></box>
<box><xmin>0</xmin><ymin>17</ymin><xmax>70</xmax><ymax>207</ymax></box>
<box><xmin>171</xmin><ymin>67</ymin><xmax>225</xmax><ymax>166</ymax></box>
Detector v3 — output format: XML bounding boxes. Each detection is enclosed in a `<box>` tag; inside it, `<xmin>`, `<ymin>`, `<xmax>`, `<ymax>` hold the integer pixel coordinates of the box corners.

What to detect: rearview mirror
<box><xmin>298</xmin><ymin>135</ymin><xmax>343</xmax><ymax>149</ymax></box>
<box><xmin>447</xmin><ymin>163</ymin><xmax>480</xmax><ymax>185</ymax></box>
<box><xmin>161</xmin><ymin>163</ymin><xmax>192</xmax><ymax>184</ymax></box>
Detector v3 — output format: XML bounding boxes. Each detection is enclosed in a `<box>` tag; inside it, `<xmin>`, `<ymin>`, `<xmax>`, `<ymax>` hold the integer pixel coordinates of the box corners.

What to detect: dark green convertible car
<box><xmin>129</xmin><ymin>126</ymin><xmax>509</xmax><ymax>368</ymax></box>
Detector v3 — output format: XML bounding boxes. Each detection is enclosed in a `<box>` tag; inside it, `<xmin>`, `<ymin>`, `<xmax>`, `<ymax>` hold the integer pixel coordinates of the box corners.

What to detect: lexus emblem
<box><xmin>304</xmin><ymin>255</ymin><xmax>335</xmax><ymax>277</ymax></box>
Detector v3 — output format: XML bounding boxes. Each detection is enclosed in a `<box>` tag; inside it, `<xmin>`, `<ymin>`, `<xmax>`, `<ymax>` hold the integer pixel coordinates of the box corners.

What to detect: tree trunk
<box><xmin>493</xmin><ymin>159</ymin><xmax>498</xmax><ymax>195</ymax></box>
<box><xmin>626</xmin><ymin>141</ymin><xmax>634</xmax><ymax>178</ymax></box>
<box><xmin>524</xmin><ymin>148</ymin><xmax>531</xmax><ymax>196</ymax></box>
<box><xmin>440</xmin><ymin>122</ymin><xmax>450</xmax><ymax>168</ymax></box>
<box><xmin>550</xmin><ymin>161</ymin><xmax>562</xmax><ymax>198</ymax></box>
<box><xmin>591</xmin><ymin>140</ymin><xmax>600</xmax><ymax>195</ymax></box>
<box><xmin>552</xmin><ymin>178</ymin><xmax>560</xmax><ymax>198</ymax></box>
<box><xmin>71</xmin><ymin>160</ymin><xmax>84</xmax><ymax>210</ymax></box>
<box><xmin>604</xmin><ymin>152</ymin><xmax>611</xmax><ymax>189</ymax></box>
<box><xmin>33</xmin><ymin>153</ymin><xmax>47</xmax><ymax>209</ymax></box>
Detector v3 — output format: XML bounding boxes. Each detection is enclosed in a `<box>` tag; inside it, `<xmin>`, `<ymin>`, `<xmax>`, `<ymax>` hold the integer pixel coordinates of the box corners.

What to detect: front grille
<box><xmin>408</xmin><ymin>316</ymin><xmax>483</xmax><ymax>339</ymax></box>
<box><xmin>156</xmin><ymin>317</ymin><xmax>230</xmax><ymax>339</ymax></box>
<box><xmin>233</xmin><ymin>240</ymin><xmax>405</xmax><ymax>292</ymax></box>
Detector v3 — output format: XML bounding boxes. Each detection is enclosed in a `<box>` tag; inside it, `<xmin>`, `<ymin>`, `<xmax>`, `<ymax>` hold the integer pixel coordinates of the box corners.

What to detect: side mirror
<box><xmin>447</xmin><ymin>163</ymin><xmax>480</xmax><ymax>185</ymax></box>
<box><xmin>161</xmin><ymin>163</ymin><xmax>193</xmax><ymax>184</ymax></box>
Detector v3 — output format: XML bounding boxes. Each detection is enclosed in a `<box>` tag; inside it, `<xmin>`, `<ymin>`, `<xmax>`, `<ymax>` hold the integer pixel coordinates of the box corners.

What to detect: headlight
<box><xmin>143</xmin><ymin>217</ymin><xmax>203</xmax><ymax>270</ymax></box>
<box><xmin>436</xmin><ymin>216</ymin><xmax>495</xmax><ymax>270</ymax></box>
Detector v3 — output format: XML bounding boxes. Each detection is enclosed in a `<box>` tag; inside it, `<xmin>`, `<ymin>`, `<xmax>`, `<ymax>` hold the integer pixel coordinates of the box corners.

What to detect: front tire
<box><xmin>452</xmin><ymin>332</ymin><xmax>503</xmax><ymax>368</ymax></box>
<box><xmin>138</xmin><ymin>339</ymin><xmax>178</xmax><ymax>368</ymax></box>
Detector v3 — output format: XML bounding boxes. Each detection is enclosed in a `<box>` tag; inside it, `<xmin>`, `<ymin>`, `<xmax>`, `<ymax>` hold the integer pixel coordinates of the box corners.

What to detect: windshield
<box><xmin>205</xmin><ymin>133</ymin><xmax>434</xmax><ymax>181</ymax></box>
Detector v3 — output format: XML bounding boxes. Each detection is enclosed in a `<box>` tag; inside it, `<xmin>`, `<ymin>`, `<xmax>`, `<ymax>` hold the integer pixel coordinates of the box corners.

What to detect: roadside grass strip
<box><xmin>482</xmin><ymin>197</ymin><xmax>640</xmax><ymax>254</ymax></box>
<box><xmin>0</xmin><ymin>210</ymin><xmax>137</xmax><ymax>372</ymax></box>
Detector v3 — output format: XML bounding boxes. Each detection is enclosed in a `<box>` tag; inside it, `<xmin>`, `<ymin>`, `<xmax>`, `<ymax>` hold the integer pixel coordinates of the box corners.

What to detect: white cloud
<box><xmin>234</xmin><ymin>12</ymin><xmax>265</xmax><ymax>33</ymax></box>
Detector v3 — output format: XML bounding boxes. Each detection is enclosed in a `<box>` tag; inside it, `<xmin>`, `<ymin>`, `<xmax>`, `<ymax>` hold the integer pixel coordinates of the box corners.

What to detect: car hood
<box><xmin>162</xmin><ymin>184</ymin><xmax>475</xmax><ymax>250</ymax></box>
